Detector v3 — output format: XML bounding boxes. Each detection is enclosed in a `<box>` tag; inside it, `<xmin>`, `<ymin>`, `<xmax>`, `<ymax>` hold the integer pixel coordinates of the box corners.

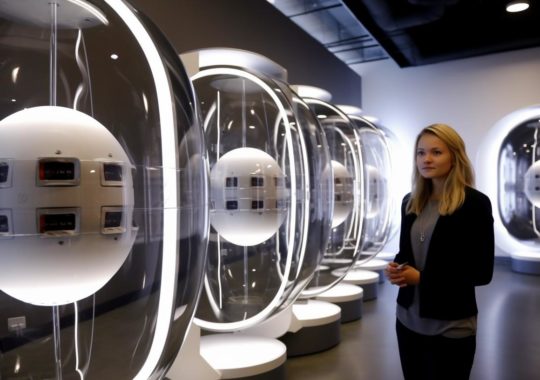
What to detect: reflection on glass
<box><xmin>191</xmin><ymin>63</ymin><xmax>329</xmax><ymax>331</ymax></box>
<box><xmin>498</xmin><ymin>119</ymin><xmax>540</xmax><ymax>240</ymax></box>
<box><xmin>0</xmin><ymin>1</ymin><xmax>208</xmax><ymax>379</ymax></box>
<box><xmin>300</xmin><ymin>97</ymin><xmax>365</xmax><ymax>296</ymax></box>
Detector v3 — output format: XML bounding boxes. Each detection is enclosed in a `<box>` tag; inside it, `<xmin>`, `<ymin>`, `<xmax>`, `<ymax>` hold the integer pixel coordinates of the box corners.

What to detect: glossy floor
<box><xmin>285</xmin><ymin>261</ymin><xmax>540</xmax><ymax>380</ymax></box>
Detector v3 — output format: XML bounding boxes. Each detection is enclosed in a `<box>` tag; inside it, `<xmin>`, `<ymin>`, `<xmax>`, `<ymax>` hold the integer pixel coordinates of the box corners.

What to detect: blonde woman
<box><xmin>385</xmin><ymin>123</ymin><xmax>494</xmax><ymax>380</ymax></box>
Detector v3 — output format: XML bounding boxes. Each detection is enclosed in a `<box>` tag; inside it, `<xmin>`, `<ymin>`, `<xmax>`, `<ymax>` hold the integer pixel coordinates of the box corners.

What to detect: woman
<box><xmin>385</xmin><ymin>123</ymin><xmax>494</xmax><ymax>380</ymax></box>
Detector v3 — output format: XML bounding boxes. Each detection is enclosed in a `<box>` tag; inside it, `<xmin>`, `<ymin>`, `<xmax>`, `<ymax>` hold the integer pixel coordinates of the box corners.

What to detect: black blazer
<box><xmin>394</xmin><ymin>187</ymin><xmax>494</xmax><ymax>320</ymax></box>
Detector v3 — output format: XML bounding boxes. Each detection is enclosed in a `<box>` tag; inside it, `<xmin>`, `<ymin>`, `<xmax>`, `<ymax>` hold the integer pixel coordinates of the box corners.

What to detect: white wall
<box><xmin>356</xmin><ymin>47</ymin><xmax>540</xmax><ymax>256</ymax></box>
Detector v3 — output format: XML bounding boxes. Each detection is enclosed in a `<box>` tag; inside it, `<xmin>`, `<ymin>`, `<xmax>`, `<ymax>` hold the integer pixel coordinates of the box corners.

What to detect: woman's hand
<box><xmin>385</xmin><ymin>262</ymin><xmax>420</xmax><ymax>287</ymax></box>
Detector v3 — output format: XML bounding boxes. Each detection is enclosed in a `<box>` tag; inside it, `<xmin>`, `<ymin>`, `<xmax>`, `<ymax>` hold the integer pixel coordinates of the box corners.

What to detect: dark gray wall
<box><xmin>130</xmin><ymin>0</ymin><xmax>362</xmax><ymax>107</ymax></box>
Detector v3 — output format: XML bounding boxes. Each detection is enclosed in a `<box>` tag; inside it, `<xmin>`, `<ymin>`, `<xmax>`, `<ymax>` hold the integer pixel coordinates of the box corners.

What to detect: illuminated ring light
<box><xmin>191</xmin><ymin>66</ymin><xmax>309</xmax><ymax>331</ymax></box>
<box><xmin>0</xmin><ymin>1</ymin><xmax>209</xmax><ymax>379</ymax></box>
<box><xmin>348</xmin><ymin>115</ymin><xmax>393</xmax><ymax>257</ymax></box>
<box><xmin>0</xmin><ymin>106</ymin><xmax>136</xmax><ymax>306</ymax></box>
<box><xmin>298</xmin><ymin>97</ymin><xmax>366</xmax><ymax>298</ymax></box>
<box><xmin>477</xmin><ymin>104</ymin><xmax>540</xmax><ymax>269</ymax></box>
<box><xmin>336</xmin><ymin>105</ymin><xmax>403</xmax><ymax>259</ymax></box>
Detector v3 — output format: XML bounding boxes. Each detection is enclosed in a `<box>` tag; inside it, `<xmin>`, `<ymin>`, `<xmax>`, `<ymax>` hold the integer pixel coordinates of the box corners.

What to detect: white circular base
<box><xmin>354</xmin><ymin>258</ymin><xmax>388</xmax><ymax>283</ymax></box>
<box><xmin>292</xmin><ymin>299</ymin><xmax>341</xmax><ymax>327</ymax></box>
<box><xmin>200</xmin><ymin>334</ymin><xmax>286</xmax><ymax>379</ymax></box>
<box><xmin>511</xmin><ymin>251</ymin><xmax>540</xmax><ymax>260</ymax></box>
<box><xmin>331</xmin><ymin>268</ymin><xmax>379</xmax><ymax>284</ymax></box>
<box><xmin>331</xmin><ymin>268</ymin><xmax>379</xmax><ymax>300</ymax></box>
<box><xmin>280</xmin><ymin>300</ymin><xmax>342</xmax><ymax>356</ymax></box>
<box><xmin>373</xmin><ymin>251</ymin><xmax>395</xmax><ymax>260</ymax></box>
<box><xmin>314</xmin><ymin>283</ymin><xmax>363</xmax><ymax>303</ymax></box>
<box><xmin>321</xmin><ymin>257</ymin><xmax>352</xmax><ymax>266</ymax></box>
<box><xmin>314</xmin><ymin>283</ymin><xmax>364</xmax><ymax>322</ymax></box>
<box><xmin>354</xmin><ymin>258</ymin><xmax>388</xmax><ymax>270</ymax></box>
<box><xmin>510</xmin><ymin>251</ymin><xmax>540</xmax><ymax>275</ymax></box>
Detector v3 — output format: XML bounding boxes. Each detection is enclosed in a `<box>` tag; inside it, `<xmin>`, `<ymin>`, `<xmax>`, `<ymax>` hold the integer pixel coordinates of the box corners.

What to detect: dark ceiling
<box><xmin>269</xmin><ymin>0</ymin><xmax>540</xmax><ymax>73</ymax></box>
<box><xmin>341</xmin><ymin>0</ymin><xmax>540</xmax><ymax>67</ymax></box>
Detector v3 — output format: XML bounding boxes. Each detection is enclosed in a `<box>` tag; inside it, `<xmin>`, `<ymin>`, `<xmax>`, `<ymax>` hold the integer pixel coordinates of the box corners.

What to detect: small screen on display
<box><xmin>0</xmin><ymin>162</ymin><xmax>8</xmax><ymax>183</ymax></box>
<box><xmin>39</xmin><ymin>213</ymin><xmax>76</xmax><ymax>233</ymax></box>
<box><xmin>39</xmin><ymin>161</ymin><xmax>75</xmax><ymax>181</ymax></box>
<box><xmin>0</xmin><ymin>215</ymin><xmax>8</xmax><ymax>233</ymax></box>
<box><xmin>103</xmin><ymin>163</ymin><xmax>123</xmax><ymax>182</ymax></box>
<box><xmin>251</xmin><ymin>177</ymin><xmax>264</xmax><ymax>187</ymax></box>
<box><xmin>226</xmin><ymin>200</ymin><xmax>238</xmax><ymax>210</ymax></box>
<box><xmin>251</xmin><ymin>200</ymin><xmax>264</xmax><ymax>209</ymax></box>
<box><xmin>225</xmin><ymin>177</ymin><xmax>238</xmax><ymax>187</ymax></box>
<box><xmin>104</xmin><ymin>211</ymin><xmax>123</xmax><ymax>228</ymax></box>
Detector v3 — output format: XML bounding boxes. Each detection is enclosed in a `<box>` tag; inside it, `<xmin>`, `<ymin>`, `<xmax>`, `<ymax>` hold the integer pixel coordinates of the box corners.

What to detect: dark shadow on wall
<box><xmin>129</xmin><ymin>0</ymin><xmax>363</xmax><ymax>107</ymax></box>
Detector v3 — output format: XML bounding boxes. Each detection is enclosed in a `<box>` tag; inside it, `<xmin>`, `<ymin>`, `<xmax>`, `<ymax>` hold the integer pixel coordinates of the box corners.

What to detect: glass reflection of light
<box><xmin>0</xmin><ymin>0</ymin><xmax>208</xmax><ymax>379</ymax></box>
<box><xmin>348</xmin><ymin>115</ymin><xmax>393</xmax><ymax>257</ymax></box>
<box><xmin>477</xmin><ymin>105</ymin><xmax>540</xmax><ymax>263</ymax></box>
<box><xmin>192</xmin><ymin>66</ymin><xmax>308</xmax><ymax>332</ymax></box>
<box><xmin>299</xmin><ymin>96</ymin><xmax>366</xmax><ymax>296</ymax></box>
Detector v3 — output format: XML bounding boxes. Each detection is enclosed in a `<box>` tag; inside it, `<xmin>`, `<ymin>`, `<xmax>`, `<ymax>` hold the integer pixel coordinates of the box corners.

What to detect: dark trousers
<box><xmin>396</xmin><ymin>319</ymin><xmax>476</xmax><ymax>380</ymax></box>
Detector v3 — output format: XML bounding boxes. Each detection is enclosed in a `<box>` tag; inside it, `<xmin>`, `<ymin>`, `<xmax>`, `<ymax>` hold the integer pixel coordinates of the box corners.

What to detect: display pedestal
<box><xmin>199</xmin><ymin>334</ymin><xmax>287</xmax><ymax>380</ymax></box>
<box><xmin>332</xmin><ymin>268</ymin><xmax>379</xmax><ymax>301</ymax></box>
<box><xmin>354</xmin><ymin>258</ymin><xmax>388</xmax><ymax>283</ymax></box>
<box><xmin>278</xmin><ymin>299</ymin><xmax>341</xmax><ymax>357</ymax></box>
<box><xmin>373</xmin><ymin>251</ymin><xmax>395</xmax><ymax>261</ymax></box>
<box><xmin>314</xmin><ymin>283</ymin><xmax>363</xmax><ymax>322</ymax></box>
<box><xmin>166</xmin><ymin>323</ymin><xmax>286</xmax><ymax>380</ymax></box>
<box><xmin>166</xmin><ymin>324</ymin><xmax>220</xmax><ymax>380</ymax></box>
<box><xmin>511</xmin><ymin>251</ymin><xmax>540</xmax><ymax>275</ymax></box>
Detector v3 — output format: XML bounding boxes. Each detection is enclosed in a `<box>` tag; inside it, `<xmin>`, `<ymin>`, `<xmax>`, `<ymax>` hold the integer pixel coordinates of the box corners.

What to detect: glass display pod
<box><xmin>336</xmin><ymin>105</ymin><xmax>399</xmax><ymax>264</ymax></box>
<box><xmin>294</xmin><ymin>86</ymin><xmax>368</xmax><ymax>297</ymax></box>
<box><xmin>188</xmin><ymin>48</ymin><xmax>331</xmax><ymax>333</ymax></box>
<box><xmin>477</xmin><ymin>105</ymin><xmax>540</xmax><ymax>274</ymax></box>
<box><xmin>0</xmin><ymin>1</ymin><xmax>209</xmax><ymax>379</ymax></box>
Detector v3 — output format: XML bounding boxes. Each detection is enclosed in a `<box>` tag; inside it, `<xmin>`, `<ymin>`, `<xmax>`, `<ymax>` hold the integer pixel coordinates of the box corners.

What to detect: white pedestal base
<box><xmin>279</xmin><ymin>299</ymin><xmax>341</xmax><ymax>356</ymax></box>
<box><xmin>315</xmin><ymin>283</ymin><xmax>363</xmax><ymax>322</ymax></box>
<box><xmin>511</xmin><ymin>251</ymin><xmax>540</xmax><ymax>275</ymax></box>
<box><xmin>332</xmin><ymin>268</ymin><xmax>379</xmax><ymax>300</ymax></box>
<box><xmin>354</xmin><ymin>258</ymin><xmax>389</xmax><ymax>283</ymax></box>
<box><xmin>200</xmin><ymin>334</ymin><xmax>287</xmax><ymax>379</ymax></box>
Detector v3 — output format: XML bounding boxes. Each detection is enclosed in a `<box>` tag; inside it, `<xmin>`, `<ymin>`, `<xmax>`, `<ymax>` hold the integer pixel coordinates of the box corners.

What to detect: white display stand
<box><xmin>510</xmin><ymin>251</ymin><xmax>540</xmax><ymax>275</ymax></box>
<box><xmin>166</xmin><ymin>323</ymin><xmax>287</xmax><ymax>380</ymax></box>
<box><xmin>332</xmin><ymin>268</ymin><xmax>379</xmax><ymax>301</ymax></box>
<box><xmin>277</xmin><ymin>299</ymin><xmax>341</xmax><ymax>357</ymax></box>
<box><xmin>166</xmin><ymin>323</ymin><xmax>220</xmax><ymax>380</ymax></box>
<box><xmin>354</xmin><ymin>258</ymin><xmax>389</xmax><ymax>283</ymax></box>
<box><xmin>314</xmin><ymin>283</ymin><xmax>364</xmax><ymax>322</ymax></box>
<box><xmin>372</xmin><ymin>250</ymin><xmax>395</xmax><ymax>261</ymax></box>
<box><xmin>199</xmin><ymin>334</ymin><xmax>287</xmax><ymax>380</ymax></box>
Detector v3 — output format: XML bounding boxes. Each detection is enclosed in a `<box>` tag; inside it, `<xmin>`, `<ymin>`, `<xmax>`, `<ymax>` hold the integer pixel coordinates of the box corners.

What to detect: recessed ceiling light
<box><xmin>506</xmin><ymin>1</ymin><xmax>530</xmax><ymax>13</ymax></box>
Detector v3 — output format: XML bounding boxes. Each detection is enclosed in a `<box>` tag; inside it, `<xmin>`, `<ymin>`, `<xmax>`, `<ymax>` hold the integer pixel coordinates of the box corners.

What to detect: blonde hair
<box><xmin>406</xmin><ymin>123</ymin><xmax>475</xmax><ymax>215</ymax></box>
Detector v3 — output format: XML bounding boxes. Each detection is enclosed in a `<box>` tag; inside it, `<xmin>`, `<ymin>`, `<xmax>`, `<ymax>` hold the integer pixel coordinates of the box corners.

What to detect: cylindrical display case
<box><xmin>191</xmin><ymin>54</ymin><xmax>332</xmax><ymax>331</ymax></box>
<box><xmin>0</xmin><ymin>1</ymin><xmax>208</xmax><ymax>379</ymax></box>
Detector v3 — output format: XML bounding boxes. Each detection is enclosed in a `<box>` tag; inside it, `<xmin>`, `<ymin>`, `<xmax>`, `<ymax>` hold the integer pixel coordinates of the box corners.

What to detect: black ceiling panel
<box><xmin>342</xmin><ymin>0</ymin><xmax>540</xmax><ymax>67</ymax></box>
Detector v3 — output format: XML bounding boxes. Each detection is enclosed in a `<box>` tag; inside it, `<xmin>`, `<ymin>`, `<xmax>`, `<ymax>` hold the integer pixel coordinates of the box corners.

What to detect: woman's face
<box><xmin>416</xmin><ymin>133</ymin><xmax>453</xmax><ymax>181</ymax></box>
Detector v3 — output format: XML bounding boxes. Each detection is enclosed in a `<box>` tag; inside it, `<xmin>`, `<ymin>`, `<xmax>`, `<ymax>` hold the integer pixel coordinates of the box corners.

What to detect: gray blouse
<box><xmin>396</xmin><ymin>199</ymin><xmax>477</xmax><ymax>338</ymax></box>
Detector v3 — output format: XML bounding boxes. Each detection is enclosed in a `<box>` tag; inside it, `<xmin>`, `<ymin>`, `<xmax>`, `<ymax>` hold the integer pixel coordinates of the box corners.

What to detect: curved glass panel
<box><xmin>191</xmin><ymin>66</ymin><xmax>319</xmax><ymax>331</ymax></box>
<box><xmin>301</xmin><ymin>99</ymin><xmax>365</xmax><ymax>295</ymax></box>
<box><xmin>498</xmin><ymin>118</ymin><xmax>540</xmax><ymax>240</ymax></box>
<box><xmin>0</xmin><ymin>1</ymin><xmax>208</xmax><ymax>379</ymax></box>
<box><xmin>275</xmin><ymin>82</ymin><xmax>334</xmax><ymax>301</ymax></box>
<box><xmin>348</xmin><ymin>115</ymin><xmax>392</xmax><ymax>256</ymax></box>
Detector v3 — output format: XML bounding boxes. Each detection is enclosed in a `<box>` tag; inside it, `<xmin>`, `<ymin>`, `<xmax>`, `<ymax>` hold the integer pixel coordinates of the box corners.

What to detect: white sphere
<box><xmin>524</xmin><ymin>160</ymin><xmax>540</xmax><ymax>207</ymax></box>
<box><xmin>0</xmin><ymin>106</ymin><xmax>136</xmax><ymax>306</ymax></box>
<box><xmin>365</xmin><ymin>164</ymin><xmax>383</xmax><ymax>219</ymax></box>
<box><xmin>210</xmin><ymin>147</ymin><xmax>287</xmax><ymax>246</ymax></box>
<box><xmin>331</xmin><ymin>160</ymin><xmax>354</xmax><ymax>228</ymax></box>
